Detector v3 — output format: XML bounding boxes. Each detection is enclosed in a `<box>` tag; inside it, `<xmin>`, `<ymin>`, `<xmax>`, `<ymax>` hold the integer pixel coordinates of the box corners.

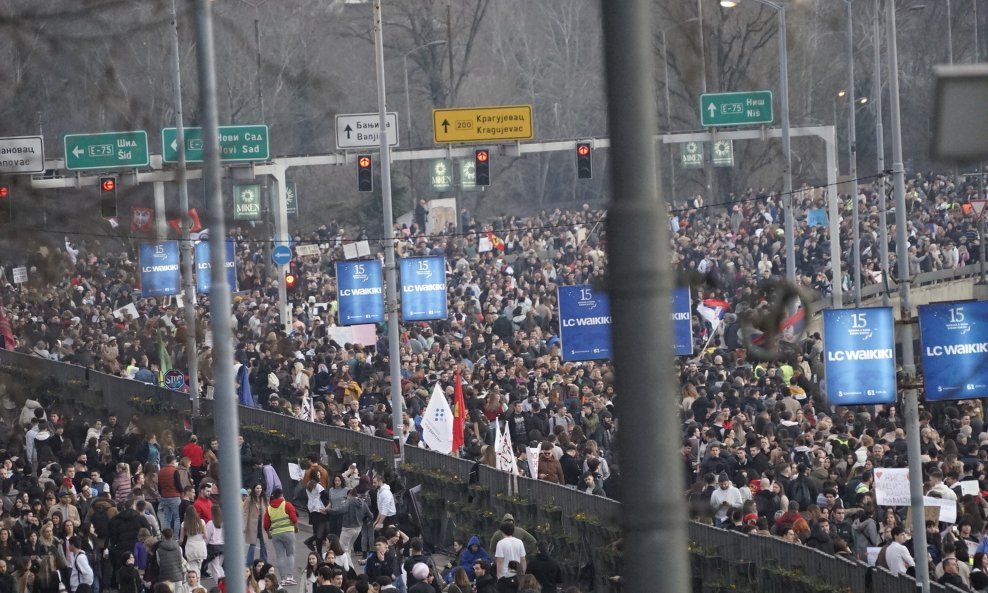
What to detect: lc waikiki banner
<box><xmin>823</xmin><ymin>307</ymin><xmax>897</xmax><ymax>405</ymax></box>
<box><xmin>194</xmin><ymin>240</ymin><xmax>238</xmax><ymax>294</ymax></box>
<box><xmin>558</xmin><ymin>285</ymin><xmax>612</xmax><ymax>362</ymax></box>
<box><xmin>139</xmin><ymin>241</ymin><xmax>181</xmax><ymax>297</ymax></box>
<box><xmin>919</xmin><ymin>301</ymin><xmax>988</xmax><ymax>400</ymax></box>
<box><xmin>336</xmin><ymin>259</ymin><xmax>385</xmax><ymax>326</ymax></box>
<box><xmin>400</xmin><ymin>256</ymin><xmax>447</xmax><ymax>321</ymax></box>
<box><xmin>672</xmin><ymin>286</ymin><xmax>693</xmax><ymax>356</ymax></box>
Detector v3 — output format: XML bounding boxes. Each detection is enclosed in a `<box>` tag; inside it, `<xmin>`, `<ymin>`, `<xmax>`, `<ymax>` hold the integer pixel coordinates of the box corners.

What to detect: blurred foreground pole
<box><xmin>194</xmin><ymin>3</ymin><xmax>246</xmax><ymax>593</ymax></box>
<box><xmin>601</xmin><ymin>2</ymin><xmax>689</xmax><ymax>593</ymax></box>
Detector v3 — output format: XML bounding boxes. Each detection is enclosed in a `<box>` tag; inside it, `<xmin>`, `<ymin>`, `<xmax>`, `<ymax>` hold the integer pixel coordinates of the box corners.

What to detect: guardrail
<box><xmin>0</xmin><ymin>349</ymin><xmax>960</xmax><ymax>593</ymax></box>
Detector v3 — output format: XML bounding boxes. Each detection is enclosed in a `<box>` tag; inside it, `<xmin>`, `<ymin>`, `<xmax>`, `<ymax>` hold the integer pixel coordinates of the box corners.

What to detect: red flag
<box><xmin>0</xmin><ymin>307</ymin><xmax>16</xmax><ymax>350</ymax></box>
<box><xmin>452</xmin><ymin>368</ymin><xmax>466</xmax><ymax>453</ymax></box>
<box><xmin>167</xmin><ymin>208</ymin><xmax>203</xmax><ymax>235</ymax></box>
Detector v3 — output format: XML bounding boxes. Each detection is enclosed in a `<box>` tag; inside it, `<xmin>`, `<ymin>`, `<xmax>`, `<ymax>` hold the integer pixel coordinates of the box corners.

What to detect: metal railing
<box><xmin>0</xmin><ymin>349</ymin><xmax>962</xmax><ymax>592</ymax></box>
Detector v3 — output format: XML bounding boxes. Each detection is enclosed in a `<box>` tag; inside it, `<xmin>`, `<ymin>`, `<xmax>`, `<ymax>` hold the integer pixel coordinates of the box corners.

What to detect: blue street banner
<box><xmin>919</xmin><ymin>301</ymin><xmax>988</xmax><ymax>400</ymax></box>
<box><xmin>400</xmin><ymin>256</ymin><xmax>447</xmax><ymax>321</ymax></box>
<box><xmin>823</xmin><ymin>307</ymin><xmax>897</xmax><ymax>405</ymax></box>
<box><xmin>139</xmin><ymin>241</ymin><xmax>181</xmax><ymax>297</ymax></box>
<box><xmin>194</xmin><ymin>240</ymin><xmax>238</xmax><ymax>294</ymax></box>
<box><xmin>336</xmin><ymin>259</ymin><xmax>385</xmax><ymax>326</ymax></box>
<box><xmin>557</xmin><ymin>285</ymin><xmax>612</xmax><ymax>362</ymax></box>
<box><xmin>672</xmin><ymin>286</ymin><xmax>693</xmax><ymax>356</ymax></box>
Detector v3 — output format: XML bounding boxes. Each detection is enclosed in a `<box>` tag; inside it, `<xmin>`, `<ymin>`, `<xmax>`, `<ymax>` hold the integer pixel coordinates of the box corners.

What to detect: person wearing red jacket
<box><xmin>193</xmin><ymin>483</ymin><xmax>215</xmax><ymax>523</ymax></box>
<box><xmin>263</xmin><ymin>487</ymin><xmax>299</xmax><ymax>586</ymax></box>
<box><xmin>182</xmin><ymin>435</ymin><xmax>205</xmax><ymax>481</ymax></box>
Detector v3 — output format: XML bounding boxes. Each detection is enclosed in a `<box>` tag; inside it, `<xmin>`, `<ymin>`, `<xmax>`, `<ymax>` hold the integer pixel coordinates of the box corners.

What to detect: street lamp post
<box><xmin>403</xmin><ymin>40</ymin><xmax>447</xmax><ymax>148</ymax></box>
<box><xmin>843</xmin><ymin>0</ymin><xmax>862</xmax><ymax>307</ymax></box>
<box><xmin>886</xmin><ymin>0</ymin><xmax>930</xmax><ymax>590</ymax></box>
<box><xmin>873</xmin><ymin>0</ymin><xmax>891</xmax><ymax>307</ymax></box>
<box><xmin>722</xmin><ymin>0</ymin><xmax>796</xmax><ymax>290</ymax></box>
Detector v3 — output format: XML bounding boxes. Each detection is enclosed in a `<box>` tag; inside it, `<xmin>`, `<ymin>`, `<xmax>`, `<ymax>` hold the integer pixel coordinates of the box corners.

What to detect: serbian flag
<box><xmin>0</xmin><ymin>307</ymin><xmax>15</xmax><ymax>350</ymax></box>
<box><xmin>452</xmin><ymin>369</ymin><xmax>466</xmax><ymax>453</ymax></box>
<box><xmin>167</xmin><ymin>208</ymin><xmax>203</xmax><ymax>235</ymax></box>
<box><xmin>487</xmin><ymin>230</ymin><xmax>505</xmax><ymax>252</ymax></box>
<box><xmin>131</xmin><ymin>207</ymin><xmax>154</xmax><ymax>233</ymax></box>
<box><xmin>751</xmin><ymin>305</ymin><xmax>806</xmax><ymax>345</ymax></box>
<box><xmin>696</xmin><ymin>298</ymin><xmax>729</xmax><ymax>329</ymax></box>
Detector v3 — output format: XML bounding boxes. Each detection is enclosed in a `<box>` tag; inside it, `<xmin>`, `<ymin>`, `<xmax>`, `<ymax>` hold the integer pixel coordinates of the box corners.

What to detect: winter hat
<box><xmin>411</xmin><ymin>563</ymin><xmax>430</xmax><ymax>581</ymax></box>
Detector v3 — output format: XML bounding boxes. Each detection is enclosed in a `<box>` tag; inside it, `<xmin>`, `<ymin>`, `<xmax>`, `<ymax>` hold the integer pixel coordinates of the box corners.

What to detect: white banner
<box><xmin>420</xmin><ymin>383</ymin><xmax>454</xmax><ymax>454</ymax></box>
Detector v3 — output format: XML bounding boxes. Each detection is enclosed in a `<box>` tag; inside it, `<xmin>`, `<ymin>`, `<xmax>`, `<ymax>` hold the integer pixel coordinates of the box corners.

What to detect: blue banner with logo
<box><xmin>672</xmin><ymin>286</ymin><xmax>693</xmax><ymax>356</ymax></box>
<box><xmin>919</xmin><ymin>301</ymin><xmax>988</xmax><ymax>400</ymax></box>
<box><xmin>400</xmin><ymin>256</ymin><xmax>447</xmax><ymax>321</ymax></box>
<box><xmin>558</xmin><ymin>285</ymin><xmax>611</xmax><ymax>362</ymax></box>
<box><xmin>195</xmin><ymin>240</ymin><xmax>238</xmax><ymax>294</ymax></box>
<box><xmin>823</xmin><ymin>307</ymin><xmax>896</xmax><ymax>405</ymax></box>
<box><xmin>336</xmin><ymin>259</ymin><xmax>385</xmax><ymax>326</ymax></box>
<box><xmin>139</xmin><ymin>241</ymin><xmax>181</xmax><ymax>297</ymax></box>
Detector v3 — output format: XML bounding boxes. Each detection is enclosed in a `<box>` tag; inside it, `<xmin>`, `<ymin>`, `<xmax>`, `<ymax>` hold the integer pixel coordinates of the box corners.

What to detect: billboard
<box><xmin>400</xmin><ymin>256</ymin><xmax>447</xmax><ymax>321</ymax></box>
<box><xmin>336</xmin><ymin>260</ymin><xmax>385</xmax><ymax>326</ymax></box>
<box><xmin>558</xmin><ymin>285</ymin><xmax>612</xmax><ymax>362</ymax></box>
<box><xmin>823</xmin><ymin>307</ymin><xmax>897</xmax><ymax>405</ymax></box>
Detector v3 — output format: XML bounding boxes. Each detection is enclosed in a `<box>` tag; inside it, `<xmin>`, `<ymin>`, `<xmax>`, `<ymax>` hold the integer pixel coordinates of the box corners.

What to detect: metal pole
<box><xmin>403</xmin><ymin>55</ymin><xmax>412</xmax><ymax>149</ymax></box>
<box><xmin>255</xmin><ymin>18</ymin><xmax>273</xmax><ymax>290</ymax></box>
<box><xmin>947</xmin><ymin>0</ymin><xmax>953</xmax><ymax>64</ymax></box>
<box><xmin>886</xmin><ymin>1</ymin><xmax>929</xmax><ymax>591</ymax></box>
<box><xmin>847</xmin><ymin>1</ymin><xmax>862</xmax><ymax>307</ymax></box>
<box><xmin>981</xmin><ymin>215</ymin><xmax>986</xmax><ymax>284</ymax></box>
<box><xmin>171</xmin><ymin>0</ymin><xmax>201</xmax><ymax>409</ymax></box>
<box><xmin>975</xmin><ymin>0</ymin><xmax>980</xmax><ymax>63</ymax></box>
<box><xmin>873</xmin><ymin>0</ymin><xmax>890</xmax><ymax>307</ymax></box>
<box><xmin>696</xmin><ymin>0</ymin><xmax>715</xmax><ymax>200</ymax></box>
<box><xmin>603</xmin><ymin>5</ymin><xmax>687</xmax><ymax>593</ymax></box>
<box><xmin>193</xmin><ymin>3</ymin><xmax>245</xmax><ymax>593</ymax></box>
<box><xmin>373</xmin><ymin>0</ymin><xmax>405</xmax><ymax>462</ymax></box>
<box><xmin>662</xmin><ymin>31</ymin><xmax>676</xmax><ymax>203</ymax></box>
<box><xmin>776</xmin><ymin>4</ymin><xmax>795</xmax><ymax>287</ymax></box>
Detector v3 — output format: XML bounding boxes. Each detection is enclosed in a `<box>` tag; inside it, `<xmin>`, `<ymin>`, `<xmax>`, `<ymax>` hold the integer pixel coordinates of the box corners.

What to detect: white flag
<box><xmin>497</xmin><ymin>420</ymin><xmax>518</xmax><ymax>475</ymax></box>
<box><xmin>421</xmin><ymin>383</ymin><xmax>454</xmax><ymax>454</ymax></box>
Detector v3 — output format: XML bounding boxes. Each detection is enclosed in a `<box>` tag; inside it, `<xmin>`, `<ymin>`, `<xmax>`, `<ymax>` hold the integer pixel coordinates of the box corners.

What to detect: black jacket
<box><xmin>108</xmin><ymin>509</ymin><xmax>149</xmax><ymax>552</ymax></box>
<box><xmin>475</xmin><ymin>573</ymin><xmax>498</xmax><ymax>593</ymax></box>
<box><xmin>526</xmin><ymin>553</ymin><xmax>562</xmax><ymax>593</ymax></box>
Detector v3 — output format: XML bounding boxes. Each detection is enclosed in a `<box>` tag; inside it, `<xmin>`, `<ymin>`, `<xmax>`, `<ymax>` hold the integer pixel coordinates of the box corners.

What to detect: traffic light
<box><xmin>285</xmin><ymin>271</ymin><xmax>297</xmax><ymax>291</ymax></box>
<box><xmin>357</xmin><ymin>155</ymin><xmax>373</xmax><ymax>192</ymax></box>
<box><xmin>0</xmin><ymin>183</ymin><xmax>9</xmax><ymax>222</ymax></box>
<box><xmin>576</xmin><ymin>142</ymin><xmax>593</xmax><ymax>179</ymax></box>
<box><xmin>475</xmin><ymin>149</ymin><xmax>490</xmax><ymax>186</ymax></box>
<box><xmin>99</xmin><ymin>175</ymin><xmax>118</xmax><ymax>218</ymax></box>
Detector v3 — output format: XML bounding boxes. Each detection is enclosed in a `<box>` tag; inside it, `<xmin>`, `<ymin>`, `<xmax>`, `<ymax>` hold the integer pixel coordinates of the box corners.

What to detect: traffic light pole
<box><xmin>171</xmin><ymin>0</ymin><xmax>201</xmax><ymax>411</ymax></box>
<box><xmin>372</xmin><ymin>0</ymin><xmax>406</xmax><ymax>463</ymax></box>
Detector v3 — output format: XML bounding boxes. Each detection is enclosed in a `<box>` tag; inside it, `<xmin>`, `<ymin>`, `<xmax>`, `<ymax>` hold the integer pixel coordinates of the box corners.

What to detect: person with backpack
<box><xmin>788</xmin><ymin>464</ymin><xmax>819</xmax><ymax>512</ymax></box>
<box><xmin>69</xmin><ymin>536</ymin><xmax>95</xmax><ymax>593</ymax></box>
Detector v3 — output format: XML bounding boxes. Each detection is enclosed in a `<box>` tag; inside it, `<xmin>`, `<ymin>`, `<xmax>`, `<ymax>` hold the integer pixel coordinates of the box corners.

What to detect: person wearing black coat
<box><xmin>525</xmin><ymin>542</ymin><xmax>562</xmax><ymax>593</ymax></box>
<box><xmin>473</xmin><ymin>560</ymin><xmax>497</xmax><ymax>593</ymax></box>
<box><xmin>559</xmin><ymin>445</ymin><xmax>583</xmax><ymax>487</ymax></box>
<box><xmin>108</xmin><ymin>503</ymin><xmax>149</xmax><ymax>585</ymax></box>
<box><xmin>804</xmin><ymin>519</ymin><xmax>836</xmax><ymax>555</ymax></box>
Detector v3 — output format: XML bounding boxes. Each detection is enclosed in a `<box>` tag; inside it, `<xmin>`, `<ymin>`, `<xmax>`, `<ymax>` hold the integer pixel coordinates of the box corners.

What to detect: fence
<box><xmin>0</xmin><ymin>349</ymin><xmax>960</xmax><ymax>593</ymax></box>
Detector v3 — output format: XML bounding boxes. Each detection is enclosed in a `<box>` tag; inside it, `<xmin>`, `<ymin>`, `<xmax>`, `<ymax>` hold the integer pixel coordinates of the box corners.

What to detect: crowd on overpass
<box><xmin>1</xmin><ymin>170</ymin><xmax>988</xmax><ymax>591</ymax></box>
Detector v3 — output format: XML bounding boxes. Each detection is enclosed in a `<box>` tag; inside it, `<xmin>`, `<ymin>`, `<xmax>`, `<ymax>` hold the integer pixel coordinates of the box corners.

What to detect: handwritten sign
<box><xmin>874</xmin><ymin>468</ymin><xmax>910</xmax><ymax>507</ymax></box>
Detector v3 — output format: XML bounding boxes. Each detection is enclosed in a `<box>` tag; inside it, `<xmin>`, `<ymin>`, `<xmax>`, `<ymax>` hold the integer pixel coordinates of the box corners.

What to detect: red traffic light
<box><xmin>0</xmin><ymin>185</ymin><xmax>8</xmax><ymax>198</ymax></box>
<box><xmin>577</xmin><ymin>144</ymin><xmax>591</xmax><ymax>156</ymax></box>
<box><xmin>285</xmin><ymin>273</ymin><xmax>297</xmax><ymax>287</ymax></box>
<box><xmin>100</xmin><ymin>177</ymin><xmax>117</xmax><ymax>192</ymax></box>
<box><xmin>358</xmin><ymin>156</ymin><xmax>371</xmax><ymax>168</ymax></box>
<box><xmin>475</xmin><ymin>150</ymin><xmax>489</xmax><ymax>163</ymax></box>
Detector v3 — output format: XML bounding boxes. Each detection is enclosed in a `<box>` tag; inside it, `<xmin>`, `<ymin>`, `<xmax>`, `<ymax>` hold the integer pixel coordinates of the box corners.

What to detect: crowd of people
<box><xmin>1</xmin><ymin>170</ymin><xmax>987</xmax><ymax>591</ymax></box>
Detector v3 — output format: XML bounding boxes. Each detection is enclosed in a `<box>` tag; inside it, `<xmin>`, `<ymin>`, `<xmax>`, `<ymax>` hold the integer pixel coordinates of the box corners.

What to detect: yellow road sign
<box><xmin>432</xmin><ymin>105</ymin><xmax>534</xmax><ymax>143</ymax></box>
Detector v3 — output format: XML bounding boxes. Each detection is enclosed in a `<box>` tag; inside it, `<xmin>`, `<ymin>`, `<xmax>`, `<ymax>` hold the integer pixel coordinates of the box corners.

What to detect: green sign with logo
<box><xmin>286</xmin><ymin>181</ymin><xmax>298</xmax><ymax>217</ymax></box>
<box><xmin>460</xmin><ymin>159</ymin><xmax>480</xmax><ymax>192</ymax></box>
<box><xmin>64</xmin><ymin>131</ymin><xmax>150</xmax><ymax>170</ymax></box>
<box><xmin>681</xmin><ymin>142</ymin><xmax>704</xmax><ymax>169</ymax></box>
<box><xmin>233</xmin><ymin>184</ymin><xmax>262</xmax><ymax>220</ymax></box>
<box><xmin>431</xmin><ymin>159</ymin><xmax>452</xmax><ymax>192</ymax></box>
<box><xmin>712</xmin><ymin>140</ymin><xmax>734</xmax><ymax>167</ymax></box>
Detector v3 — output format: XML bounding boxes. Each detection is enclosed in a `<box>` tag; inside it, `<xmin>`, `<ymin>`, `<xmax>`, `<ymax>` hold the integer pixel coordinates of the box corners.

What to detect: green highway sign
<box><xmin>700</xmin><ymin>91</ymin><xmax>773</xmax><ymax>127</ymax></box>
<box><xmin>162</xmin><ymin>125</ymin><xmax>269</xmax><ymax>163</ymax></box>
<box><xmin>64</xmin><ymin>131</ymin><xmax>149</xmax><ymax>170</ymax></box>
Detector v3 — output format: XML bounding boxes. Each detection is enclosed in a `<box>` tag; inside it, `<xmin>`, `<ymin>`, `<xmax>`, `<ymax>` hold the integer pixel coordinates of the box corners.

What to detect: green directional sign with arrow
<box><xmin>162</xmin><ymin>125</ymin><xmax>269</xmax><ymax>163</ymax></box>
<box><xmin>64</xmin><ymin>131</ymin><xmax>149</xmax><ymax>170</ymax></box>
<box><xmin>700</xmin><ymin>91</ymin><xmax>773</xmax><ymax>127</ymax></box>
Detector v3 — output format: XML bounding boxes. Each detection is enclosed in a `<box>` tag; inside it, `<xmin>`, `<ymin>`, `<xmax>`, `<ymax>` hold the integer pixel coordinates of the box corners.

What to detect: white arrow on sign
<box><xmin>72</xmin><ymin>146</ymin><xmax>84</xmax><ymax>158</ymax></box>
<box><xmin>170</xmin><ymin>139</ymin><xmax>178</xmax><ymax>152</ymax></box>
<box><xmin>707</xmin><ymin>103</ymin><xmax>717</xmax><ymax>118</ymax></box>
<box><xmin>335</xmin><ymin>112</ymin><xmax>399</xmax><ymax>149</ymax></box>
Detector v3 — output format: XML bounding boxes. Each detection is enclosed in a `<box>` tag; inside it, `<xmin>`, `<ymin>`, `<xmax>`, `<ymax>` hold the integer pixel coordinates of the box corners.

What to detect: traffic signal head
<box><xmin>0</xmin><ymin>183</ymin><xmax>8</xmax><ymax>222</ymax></box>
<box><xmin>285</xmin><ymin>271</ymin><xmax>297</xmax><ymax>290</ymax></box>
<box><xmin>99</xmin><ymin>175</ymin><xmax>118</xmax><ymax>218</ymax></box>
<box><xmin>576</xmin><ymin>142</ymin><xmax>593</xmax><ymax>179</ymax></box>
<box><xmin>475</xmin><ymin>149</ymin><xmax>490</xmax><ymax>186</ymax></box>
<box><xmin>357</xmin><ymin>155</ymin><xmax>373</xmax><ymax>192</ymax></box>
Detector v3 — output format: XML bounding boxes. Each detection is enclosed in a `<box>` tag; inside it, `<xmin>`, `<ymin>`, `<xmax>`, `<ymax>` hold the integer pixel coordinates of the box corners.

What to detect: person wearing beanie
<box><xmin>406</xmin><ymin>563</ymin><xmax>436</xmax><ymax>593</ymax></box>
